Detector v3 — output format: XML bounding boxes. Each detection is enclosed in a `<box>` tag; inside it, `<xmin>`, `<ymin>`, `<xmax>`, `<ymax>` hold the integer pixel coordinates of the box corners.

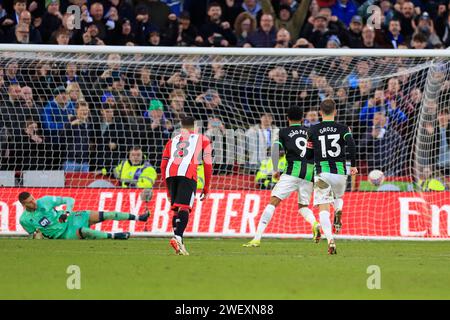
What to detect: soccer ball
<box><xmin>368</xmin><ymin>170</ymin><xmax>385</xmax><ymax>186</ymax></box>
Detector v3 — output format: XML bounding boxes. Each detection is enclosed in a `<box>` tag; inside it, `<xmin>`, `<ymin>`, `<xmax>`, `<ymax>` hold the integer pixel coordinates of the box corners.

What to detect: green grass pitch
<box><xmin>1</xmin><ymin>238</ymin><xmax>449</xmax><ymax>300</ymax></box>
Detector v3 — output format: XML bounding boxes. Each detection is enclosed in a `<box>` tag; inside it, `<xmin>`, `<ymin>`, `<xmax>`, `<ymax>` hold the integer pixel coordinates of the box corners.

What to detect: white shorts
<box><xmin>313</xmin><ymin>172</ymin><xmax>347</xmax><ymax>206</ymax></box>
<box><xmin>271</xmin><ymin>174</ymin><xmax>313</xmax><ymax>205</ymax></box>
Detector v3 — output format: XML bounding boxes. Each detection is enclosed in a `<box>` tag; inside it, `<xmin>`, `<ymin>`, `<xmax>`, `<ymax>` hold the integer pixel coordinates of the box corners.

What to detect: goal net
<box><xmin>0</xmin><ymin>45</ymin><xmax>449</xmax><ymax>240</ymax></box>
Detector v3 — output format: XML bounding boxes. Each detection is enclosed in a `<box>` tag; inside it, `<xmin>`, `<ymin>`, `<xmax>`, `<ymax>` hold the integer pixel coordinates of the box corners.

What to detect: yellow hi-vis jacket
<box><xmin>255</xmin><ymin>155</ymin><xmax>287</xmax><ymax>188</ymax></box>
<box><xmin>197</xmin><ymin>164</ymin><xmax>205</xmax><ymax>190</ymax></box>
<box><xmin>417</xmin><ymin>178</ymin><xmax>446</xmax><ymax>191</ymax></box>
<box><xmin>114</xmin><ymin>160</ymin><xmax>157</xmax><ymax>188</ymax></box>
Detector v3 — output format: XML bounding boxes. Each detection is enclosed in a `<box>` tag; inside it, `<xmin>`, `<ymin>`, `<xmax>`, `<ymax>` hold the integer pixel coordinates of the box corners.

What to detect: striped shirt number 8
<box><xmin>174</xmin><ymin>141</ymin><xmax>190</xmax><ymax>158</ymax></box>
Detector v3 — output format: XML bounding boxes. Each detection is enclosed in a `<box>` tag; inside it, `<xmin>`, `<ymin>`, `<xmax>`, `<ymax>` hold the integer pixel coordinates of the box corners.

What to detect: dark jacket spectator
<box><xmin>362</xmin><ymin>112</ymin><xmax>406</xmax><ymax>176</ymax></box>
<box><xmin>200</xmin><ymin>3</ymin><xmax>237</xmax><ymax>47</ymax></box>
<box><xmin>340</xmin><ymin>15</ymin><xmax>363</xmax><ymax>47</ymax></box>
<box><xmin>38</xmin><ymin>1</ymin><xmax>63</xmax><ymax>43</ymax></box>
<box><xmin>60</xmin><ymin>101</ymin><xmax>93</xmax><ymax>172</ymax></box>
<box><xmin>303</xmin><ymin>14</ymin><xmax>336</xmax><ymax>48</ymax></box>
<box><xmin>176</xmin><ymin>11</ymin><xmax>203</xmax><ymax>46</ymax></box>
<box><xmin>141</xmin><ymin>0</ymin><xmax>171</xmax><ymax>32</ymax></box>
<box><xmin>244</xmin><ymin>13</ymin><xmax>277</xmax><ymax>47</ymax></box>
<box><xmin>13</xmin><ymin>118</ymin><xmax>47</xmax><ymax>171</ymax></box>
<box><xmin>93</xmin><ymin>104</ymin><xmax>126</xmax><ymax>172</ymax></box>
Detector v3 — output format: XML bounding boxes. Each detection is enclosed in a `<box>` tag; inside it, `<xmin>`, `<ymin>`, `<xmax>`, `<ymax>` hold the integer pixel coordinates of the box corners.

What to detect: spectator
<box><xmin>385</xmin><ymin>18</ymin><xmax>404</xmax><ymax>48</ymax></box>
<box><xmin>113</xmin><ymin>146</ymin><xmax>158</xmax><ymax>188</ymax></box>
<box><xmin>255</xmin><ymin>150</ymin><xmax>287</xmax><ymax>189</ymax></box>
<box><xmin>140</xmin><ymin>0</ymin><xmax>171</xmax><ymax>32</ymax></box>
<box><xmin>39</xmin><ymin>0</ymin><xmax>63</xmax><ymax>43</ymax></box>
<box><xmin>359</xmin><ymin>88</ymin><xmax>407</xmax><ymax>128</ymax></box>
<box><xmin>0</xmin><ymin>82</ymin><xmax>25</xmax><ymax>135</ymax></box>
<box><xmin>144</xmin><ymin>99</ymin><xmax>172</xmax><ymax>134</ymax></box>
<box><xmin>304</xmin><ymin>13</ymin><xmax>335</xmax><ymax>48</ymax></box>
<box><xmin>362</xmin><ymin>111</ymin><xmax>405</xmax><ymax>176</ymax></box>
<box><xmin>88</xmin><ymin>2</ymin><xmax>107</xmax><ymax>41</ymax></box>
<box><xmin>218</xmin><ymin>0</ymin><xmax>245</xmax><ymax>27</ymax></box>
<box><xmin>275</xmin><ymin>28</ymin><xmax>292</xmax><ymax>48</ymax></box>
<box><xmin>395</xmin><ymin>1</ymin><xmax>416</xmax><ymax>40</ymax></box>
<box><xmin>437</xmin><ymin>109</ymin><xmax>450</xmax><ymax>174</ymax></box>
<box><xmin>166</xmin><ymin>89</ymin><xmax>187</xmax><ymax>128</ymax></box>
<box><xmin>326</xmin><ymin>34</ymin><xmax>341</xmax><ymax>48</ymax></box>
<box><xmin>435</xmin><ymin>6</ymin><xmax>450</xmax><ymax>46</ymax></box>
<box><xmin>61</xmin><ymin>101</ymin><xmax>93</xmax><ymax>172</ymax></box>
<box><xmin>134</xmin><ymin>6</ymin><xmax>158</xmax><ymax>46</ymax></box>
<box><xmin>54</xmin><ymin>28</ymin><xmax>70</xmax><ymax>45</ymax></box>
<box><xmin>244</xmin><ymin>13</ymin><xmax>277</xmax><ymax>47</ymax></box>
<box><xmin>21</xmin><ymin>86</ymin><xmax>40</xmax><ymax>121</ymax></box>
<box><xmin>361</xmin><ymin>25</ymin><xmax>380</xmax><ymax>48</ymax></box>
<box><xmin>93</xmin><ymin>103</ymin><xmax>125</xmax><ymax>173</ymax></box>
<box><xmin>410</xmin><ymin>32</ymin><xmax>428</xmax><ymax>49</ymax></box>
<box><xmin>341</xmin><ymin>14</ymin><xmax>363</xmax><ymax>48</ymax></box>
<box><xmin>14</xmin><ymin>118</ymin><xmax>46</xmax><ymax>171</ymax></box>
<box><xmin>234</xmin><ymin>12</ymin><xmax>257</xmax><ymax>46</ymax></box>
<box><xmin>193</xmin><ymin>89</ymin><xmax>233</xmax><ymax>126</ymax></box>
<box><xmin>11</xmin><ymin>10</ymin><xmax>42</xmax><ymax>43</ymax></box>
<box><xmin>66</xmin><ymin>82</ymin><xmax>84</xmax><ymax>105</ymax></box>
<box><xmin>261</xmin><ymin>0</ymin><xmax>311</xmax><ymax>40</ymax></box>
<box><xmin>205</xmin><ymin>117</ymin><xmax>233</xmax><ymax>174</ymax></box>
<box><xmin>176</xmin><ymin>11</ymin><xmax>203</xmax><ymax>46</ymax></box>
<box><xmin>303</xmin><ymin>109</ymin><xmax>319</xmax><ymax>128</ymax></box>
<box><xmin>148</xmin><ymin>30</ymin><xmax>162</xmax><ymax>46</ymax></box>
<box><xmin>242</xmin><ymin>0</ymin><xmax>262</xmax><ymax>18</ymax></box>
<box><xmin>136</xmin><ymin>67</ymin><xmax>158</xmax><ymax>103</ymax></box>
<box><xmin>13</xmin><ymin>23</ymin><xmax>32</xmax><ymax>44</ymax></box>
<box><xmin>246</xmin><ymin>113</ymin><xmax>278</xmax><ymax>170</ymax></box>
<box><xmin>413</xmin><ymin>12</ymin><xmax>441</xmax><ymax>47</ymax></box>
<box><xmin>82</xmin><ymin>21</ymin><xmax>105</xmax><ymax>45</ymax></box>
<box><xmin>0</xmin><ymin>0</ymin><xmax>26</xmax><ymax>30</ymax></box>
<box><xmin>113</xmin><ymin>18</ymin><xmax>135</xmax><ymax>45</ymax></box>
<box><xmin>303</xmin><ymin>7</ymin><xmax>346</xmax><ymax>39</ymax></box>
<box><xmin>384</xmin><ymin>76</ymin><xmax>403</xmax><ymax>103</ymax></box>
<box><xmin>331</xmin><ymin>0</ymin><xmax>358</xmax><ymax>27</ymax></box>
<box><xmin>41</xmin><ymin>86</ymin><xmax>75</xmax><ymax>136</ymax></box>
<box><xmin>200</xmin><ymin>2</ymin><xmax>237</xmax><ymax>47</ymax></box>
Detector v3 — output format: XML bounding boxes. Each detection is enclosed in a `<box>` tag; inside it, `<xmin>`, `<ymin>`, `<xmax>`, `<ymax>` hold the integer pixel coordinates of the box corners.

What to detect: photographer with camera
<box><xmin>200</xmin><ymin>2</ymin><xmax>237</xmax><ymax>47</ymax></box>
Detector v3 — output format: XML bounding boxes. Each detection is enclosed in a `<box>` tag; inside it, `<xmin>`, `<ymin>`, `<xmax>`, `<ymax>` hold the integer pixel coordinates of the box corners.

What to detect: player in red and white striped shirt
<box><xmin>160</xmin><ymin>117</ymin><xmax>213</xmax><ymax>255</ymax></box>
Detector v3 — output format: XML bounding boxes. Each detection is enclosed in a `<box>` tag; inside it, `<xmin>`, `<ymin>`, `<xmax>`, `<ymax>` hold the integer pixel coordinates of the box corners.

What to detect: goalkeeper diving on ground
<box><xmin>18</xmin><ymin>192</ymin><xmax>150</xmax><ymax>240</ymax></box>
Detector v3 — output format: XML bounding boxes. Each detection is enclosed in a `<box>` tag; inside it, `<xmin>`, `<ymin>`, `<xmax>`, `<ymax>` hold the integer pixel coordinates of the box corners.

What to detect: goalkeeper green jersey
<box><xmin>19</xmin><ymin>196</ymin><xmax>75</xmax><ymax>239</ymax></box>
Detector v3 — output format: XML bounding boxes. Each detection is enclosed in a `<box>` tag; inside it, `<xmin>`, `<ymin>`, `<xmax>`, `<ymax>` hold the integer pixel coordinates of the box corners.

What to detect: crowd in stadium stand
<box><xmin>1</xmin><ymin>0</ymin><xmax>450</xmax><ymax>189</ymax></box>
<box><xmin>1</xmin><ymin>0</ymin><xmax>450</xmax><ymax>48</ymax></box>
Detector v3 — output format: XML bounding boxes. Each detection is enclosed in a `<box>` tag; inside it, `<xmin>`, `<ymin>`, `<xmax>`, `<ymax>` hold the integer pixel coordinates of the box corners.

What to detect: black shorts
<box><xmin>166</xmin><ymin>176</ymin><xmax>197</xmax><ymax>210</ymax></box>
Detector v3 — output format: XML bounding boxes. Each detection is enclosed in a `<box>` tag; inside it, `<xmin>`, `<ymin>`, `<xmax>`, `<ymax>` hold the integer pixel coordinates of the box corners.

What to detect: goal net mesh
<box><xmin>0</xmin><ymin>48</ymin><xmax>449</xmax><ymax>239</ymax></box>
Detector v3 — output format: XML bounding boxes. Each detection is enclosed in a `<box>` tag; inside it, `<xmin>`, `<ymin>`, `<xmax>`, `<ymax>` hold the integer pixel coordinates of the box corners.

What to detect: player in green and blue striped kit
<box><xmin>18</xmin><ymin>192</ymin><xmax>149</xmax><ymax>240</ymax></box>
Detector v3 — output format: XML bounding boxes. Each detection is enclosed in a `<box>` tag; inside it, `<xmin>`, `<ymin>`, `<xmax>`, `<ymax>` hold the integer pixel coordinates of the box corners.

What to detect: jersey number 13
<box><xmin>318</xmin><ymin>134</ymin><xmax>341</xmax><ymax>157</ymax></box>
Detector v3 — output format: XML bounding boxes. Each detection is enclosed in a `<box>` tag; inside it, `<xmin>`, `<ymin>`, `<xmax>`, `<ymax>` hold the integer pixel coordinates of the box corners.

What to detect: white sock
<box><xmin>319</xmin><ymin>210</ymin><xmax>333</xmax><ymax>243</ymax></box>
<box><xmin>254</xmin><ymin>204</ymin><xmax>276</xmax><ymax>241</ymax></box>
<box><xmin>334</xmin><ymin>198</ymin><xmax>343</xmax><ymax>212</ymax></box>
<box><xmin>299</xmin><ymin>207</ymin><xmax>316</xmax><ymax>226</ymax></box>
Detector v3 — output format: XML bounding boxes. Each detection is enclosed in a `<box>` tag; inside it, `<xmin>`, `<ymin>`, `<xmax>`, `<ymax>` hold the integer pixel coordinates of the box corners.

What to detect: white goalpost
<box><xmin>0</xmin><ymin>44</ymin><xmax>449</xmax><ymax>240</ymax></box>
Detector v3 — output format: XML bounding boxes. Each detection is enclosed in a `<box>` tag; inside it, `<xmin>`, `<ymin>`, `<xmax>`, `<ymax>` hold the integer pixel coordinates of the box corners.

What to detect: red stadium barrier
<box><xmin>1</xmin><ymin>188</ymin><xmax>449</xmax><ymax>239</ymax></box>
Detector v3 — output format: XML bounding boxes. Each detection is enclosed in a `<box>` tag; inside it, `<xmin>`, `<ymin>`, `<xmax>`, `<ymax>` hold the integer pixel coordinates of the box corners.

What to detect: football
<box><xmin>368</xmin><ymin>170</ymin><xmax>385</xmax><ymax>186</ymax></box>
